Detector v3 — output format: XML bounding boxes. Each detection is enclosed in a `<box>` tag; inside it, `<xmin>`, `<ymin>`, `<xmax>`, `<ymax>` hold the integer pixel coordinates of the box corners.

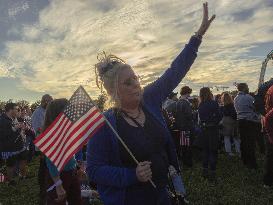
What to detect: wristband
<box><xmin>47</xmin><ymin>179</ymin><xmax>63</xmax><ymax>192</ymax></box>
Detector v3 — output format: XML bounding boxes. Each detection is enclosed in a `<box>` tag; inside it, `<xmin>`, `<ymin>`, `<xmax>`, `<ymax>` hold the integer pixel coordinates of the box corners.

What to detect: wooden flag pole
<box><xmin>81</xmin><ymin>86</ymin><xmax>156</xmax><ymax>188</ymax></box>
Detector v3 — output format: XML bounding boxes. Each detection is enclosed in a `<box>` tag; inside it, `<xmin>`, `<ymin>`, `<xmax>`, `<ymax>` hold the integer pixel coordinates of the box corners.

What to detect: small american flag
<box><xmin>179</xmin><ymin>131</ymin><xmax>190</xmax><ymax>147</ymax></box>
<box><xmin>0</xmin><ymin>172</ymin><xmax>5</xmax><ymax>183</ymax></box>
<box><xmin>34</xmin><ymin>86</ymin><xmax>105</xmax><ymax>171</ymax></box>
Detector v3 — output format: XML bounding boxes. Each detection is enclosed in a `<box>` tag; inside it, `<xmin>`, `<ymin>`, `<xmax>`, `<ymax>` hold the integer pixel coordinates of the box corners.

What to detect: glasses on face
<box><xmin>122</xmin><ymin>75</ymin><xmax>141</xmax><ymax>87</ymax></box>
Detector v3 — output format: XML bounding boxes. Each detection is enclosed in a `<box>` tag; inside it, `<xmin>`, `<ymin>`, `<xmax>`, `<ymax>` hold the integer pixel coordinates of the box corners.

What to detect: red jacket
<box><xmin>264</xmin><ymin>85</ymin><xmax>273</xmax><ymax>144</ymax></box>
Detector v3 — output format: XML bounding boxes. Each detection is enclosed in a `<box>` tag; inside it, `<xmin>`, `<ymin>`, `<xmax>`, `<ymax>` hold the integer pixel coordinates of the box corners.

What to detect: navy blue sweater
<box><xmin>198</xmin><ymin>100</ymin><xmax>222</xmax><ymax>125</ymax></box>
<box><xmin>86</xmin><ymin>36</ymin><xmax>201</xmax><ymax>205</ymax></box>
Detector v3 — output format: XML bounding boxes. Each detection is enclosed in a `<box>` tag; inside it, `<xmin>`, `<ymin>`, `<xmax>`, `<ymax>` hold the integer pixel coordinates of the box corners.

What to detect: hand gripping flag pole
<box><xmin>81</xmin><ymin>87</ymin><xmax>157</xmax><ymax>188</ymax></box>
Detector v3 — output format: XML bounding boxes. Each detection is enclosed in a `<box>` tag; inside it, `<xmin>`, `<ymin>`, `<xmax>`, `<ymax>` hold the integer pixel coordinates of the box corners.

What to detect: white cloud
<box><xmin>1</xmin><ymin>0</ymin><xmax>273</xmax><ymax>99</ymax></box>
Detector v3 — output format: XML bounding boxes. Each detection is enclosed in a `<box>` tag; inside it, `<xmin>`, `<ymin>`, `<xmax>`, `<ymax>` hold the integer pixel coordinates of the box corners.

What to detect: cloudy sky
<box><xmin>0</xmin><ymin>0</ymin><xmax>273</xmax><ymax>102</ymax></box>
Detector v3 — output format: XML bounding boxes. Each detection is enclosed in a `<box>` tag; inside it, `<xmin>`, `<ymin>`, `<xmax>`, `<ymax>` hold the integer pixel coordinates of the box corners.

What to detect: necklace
<box><xmin>121</xmin><ymin>107</ymin><xmax>141</xmax><ymax>120</ymax></box>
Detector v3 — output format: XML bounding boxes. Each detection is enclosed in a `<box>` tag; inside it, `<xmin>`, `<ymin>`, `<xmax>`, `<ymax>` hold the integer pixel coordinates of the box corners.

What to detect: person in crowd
<box><xmin>162</xmin><ymin>92</ymin><xmax>178</xmax><ymax>110</ymax></box>
<box><xmin>167</xmin><ymin>86</ymin><xmax>194</xmax><ymax>167</ymax></box>
<box><xmin>234</xmin><ymin>83</ymin><xmax>261</xmax><ymax>170</ymax></box>
<box><xmin>198</xmin><ymin>87</ymin><xmax>221</xmax><ymax>181</ymax></box>
<box><xmin>191</xmin><ymin>97</ymin><xmax>203</xmax><ymax>161</ymax></box>
<box><xmin>215</xmin><ymin>94</ymin><xmax>222</xmax><ymax>105</ymax></box>
<box><xmin>43</xmin><ymin>99</ymin><xmax>82</xmax><ymax>205</ymax></box>
<box><xmin>263</xmin><ymin>85</ymin><xmax>273</xmax><ymax>188</ymax></box>
<box><xmin>32</xmin><ymin>94</ymin><xmax>53</xmax><ymax>205</ymax></box>
<box><xmin>220</xmin><ymin>92</ymin><xmax>240</xmax><ymax>156</ymax></box>
<box><xmin>254</xmin><ymin>78</ymin><xmax>273</xmax><ymax>116</ymax></box>
<box><xmin>191</xmin><ymin>97</ymin><xmax>200</xmax><ymax>134</ymax></box>
<box><xmin>32</xmin><ymin>94</ymin><xmax>53</xmax><ymax>136</ymax></box>
<box><xmin>19</xmin><ymin>107</ymin><xmax>36</xmax><ymax>162</ymax></box>
<box><xmin>86</xmin><ymin>3</ymin><xmax>215</xmax><ymax>204</ymax></box>
<box><xmin>0</xmin><ymin>103</ymin><xmax>28</xmax><ymax>185</ymax></box>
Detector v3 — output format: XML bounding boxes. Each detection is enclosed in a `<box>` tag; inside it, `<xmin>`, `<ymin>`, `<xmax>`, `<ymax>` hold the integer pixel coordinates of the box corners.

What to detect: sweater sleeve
<box><xmin>143</xmin><ymin>37</ymin><xmax>201</xmax><ymax>107</ymax></box>
<box><xmin>86</xmin><ymin>127</ymin><xmax>138</xmax><ymax>188</ymax></box>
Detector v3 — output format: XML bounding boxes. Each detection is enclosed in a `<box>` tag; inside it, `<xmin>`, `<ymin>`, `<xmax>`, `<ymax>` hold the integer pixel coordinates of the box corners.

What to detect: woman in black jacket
<box><xmin>198</xmin><ymin>88</ymin><xmax>221</xmax><ymax>181</ymax></box>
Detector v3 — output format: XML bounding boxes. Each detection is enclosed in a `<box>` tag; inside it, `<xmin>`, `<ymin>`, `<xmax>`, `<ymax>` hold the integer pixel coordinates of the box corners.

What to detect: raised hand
<box><xmin>197</xmin><ymin>2</ymin><xmax>216</xmax><ymax>36</ymax></box>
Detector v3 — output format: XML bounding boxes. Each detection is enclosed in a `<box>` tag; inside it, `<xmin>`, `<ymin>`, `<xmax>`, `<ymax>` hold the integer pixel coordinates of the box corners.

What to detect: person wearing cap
<box><xmin>167</xmin><ymin>86</ymin><xmax>194</xmax><ymax>167</ymax></box>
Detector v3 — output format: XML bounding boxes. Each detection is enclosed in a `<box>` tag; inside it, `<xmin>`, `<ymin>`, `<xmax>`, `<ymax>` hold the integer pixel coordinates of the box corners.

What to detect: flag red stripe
<box><xmin>57</xmin><ymin>116</ymin><xmax>104</xmax><ymax>169</ymax></box>
<box><xmin>57</xmin><ymin>120</ymin><xmax>105</xmax><ymax>171</ymax></box>
<box><xmin>34</xmin><ymin>113</ymin><xmax>64</xmax><ymax>146</ymax></box>
<box><xmin>50</xmin><ymin>109</ymin><xmax>99</xmax><ymax>162</ymax></box>
<box><xmin>38</xmin><ymin>117</ymin><xmax>68</xmax><ymax>151</ymax></box>
<box><xmin>54</xmin><ymin>113</ymin><xmax>103</xmax><ymax>167</ymax></box>
<box><xmin>46</xmin><ymin>121</ymin><xmax>73</xmax><ymax>158</ymax></box>
<box><xmin>47</xmin><ymin>107</ymin><xmax>98</xmax><ymax>160</ymax></box>
<box><xmin>42</xmin><ymin>119</ymin><xmax>72</xmax><ymax>155</ymax></box>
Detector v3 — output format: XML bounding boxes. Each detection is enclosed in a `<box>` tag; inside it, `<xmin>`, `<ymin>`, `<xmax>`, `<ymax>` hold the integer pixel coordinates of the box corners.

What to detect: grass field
<box><xmin>0</xmin><ymin>152</ymin><xmax>272</xmax><ymax>205</ymax></box>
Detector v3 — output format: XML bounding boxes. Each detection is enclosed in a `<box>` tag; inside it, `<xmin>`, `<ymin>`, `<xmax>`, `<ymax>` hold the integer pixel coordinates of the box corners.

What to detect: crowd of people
<box><xmin>0</xmin><ymin>2</ymin><xmax>272</xmax><ymax>205</ymax></box>
<box><xmin>0</xmin><ymin>95</ymin><xmax>99</xmax><ymax>205</ymax></box>
<box><xmin>162</xmin><ymin>82</ymin><xmax>273</xmax><ymax>188</ymax></box>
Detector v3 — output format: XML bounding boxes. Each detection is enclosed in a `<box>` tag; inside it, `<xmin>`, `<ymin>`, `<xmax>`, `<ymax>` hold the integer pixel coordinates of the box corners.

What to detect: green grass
<box><xmin>0</xmin><ymin>158</ymin><xmax>40</xmax><ymax>205</ymax></box>
<box><xmin>0</xmin><ymin>153</ymin><xmax>272</xmax><ymax>205</ymax></box>
<box><xmin>183</xmin><ymin>152</ymin><xmax>273</xmax><ymax>205</ymax></box>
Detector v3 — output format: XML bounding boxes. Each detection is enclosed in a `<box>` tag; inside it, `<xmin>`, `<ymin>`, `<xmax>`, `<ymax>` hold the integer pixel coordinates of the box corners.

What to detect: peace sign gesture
<box><xmin>197</xmin><ymin>2</ymin><xmax>216</xmax><ymax>36</ymax></box>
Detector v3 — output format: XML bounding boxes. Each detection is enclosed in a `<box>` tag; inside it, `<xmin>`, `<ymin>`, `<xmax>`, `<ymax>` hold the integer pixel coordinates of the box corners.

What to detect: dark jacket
<box><xmin>167</xmin><ymin>98</ymin><xmax>193</xmax><ymax>131</ymax></box>
<box><xmin>198</xmin><ymin>100</ymin><xmax>222</xmax><ymax>150</ymax></box>
<box><xmin>221</xmin><ymin>104</ymin><xmax>237</xmax><ymax>120</ymax></box>
<box><xmin>0</xmin><ymin>114</ymin><xmax>24</xmax><ymax>152</ymax></box>
<box><xmin>86</xmin><ymin>36</ymin><xmax>201</xmax><ymax>205</ymax></box>
<box><xmin>198</xmin><ymin>100</ymin><xmax>222</xmax><ymax>125</ymax></box>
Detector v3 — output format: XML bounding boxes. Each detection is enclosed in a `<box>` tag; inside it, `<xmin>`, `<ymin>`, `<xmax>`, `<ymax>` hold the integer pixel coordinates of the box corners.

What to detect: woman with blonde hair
<box><xmin>220</xmin><ymin>92</ymin><xmax>240</xmax><ymax>157</ymax></box>
<box><xmin>87</xmin><ymin>3</ymin><xmax>215</xmax><ymax>205</ymax></box>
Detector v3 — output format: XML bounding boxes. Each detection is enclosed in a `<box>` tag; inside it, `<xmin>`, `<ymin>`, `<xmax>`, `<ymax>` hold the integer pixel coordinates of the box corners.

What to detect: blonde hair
<box><xmin>94</xmin><ymin>51</ymin><xmax>129</xmax><ymax>107</ymax></box>
<box><xmin>221</xmin><ymin>92</ymin><xmax>233</xmax><ymax>106</ymax></box>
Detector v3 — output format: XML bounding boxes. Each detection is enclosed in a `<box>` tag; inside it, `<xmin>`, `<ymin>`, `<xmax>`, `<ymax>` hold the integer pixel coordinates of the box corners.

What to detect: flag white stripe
<box><xmin>57</xmin><ymin>117</ymin><xmax>104</xmax><ymax>170</ymax></box>
<box><xmin>53</xmin><ymin>111</ymin><xmax>101</xmax><ymax>164</ymax></box>
<box><xmin>49</xmin><ymin>107</ymin><xmax>97</xmax><ymax>162</ymax></box>
<box><xmin>39</xmin><ymin>118</ymin><xmax>70</xmax><ymax>152</ymax></box>
<box><xmin>36</xmin><ymin>114</ymin><xmax>66</xmax><ymax>147</ymax></box>
<box><xmin>43</xmin><ymin>120</ymin><xmax>72</xmax><ymax>156</ymax></box>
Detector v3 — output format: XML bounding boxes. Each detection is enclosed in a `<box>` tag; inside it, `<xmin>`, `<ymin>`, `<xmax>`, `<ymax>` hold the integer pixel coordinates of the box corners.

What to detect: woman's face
<box><xmin>117</xmin><ymin>66</ymin><xmax>142</xmax><ymax>108</ymax></box>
